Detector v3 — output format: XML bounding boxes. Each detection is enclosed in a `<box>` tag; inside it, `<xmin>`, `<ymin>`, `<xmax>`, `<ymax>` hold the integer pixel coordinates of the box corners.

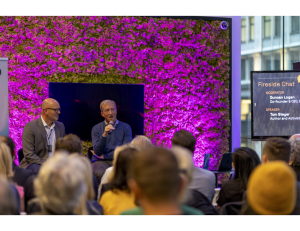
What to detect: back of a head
<box><xmin>131</xmin><ymin>136</ymin><xmax>153</xmax><ymax>150</ymax></box>
<box><xmin>0</xmin><ymin>142</ymin><xmax>13</xmax><ymax>178</ymax></box>
<box><xmin>34</xmin><ymin>153</ymin><xmax>86</xmax><ymax>214</ymax></box>
<box><xmin>110</xmin><ymin>147</ymin><xmax>138</xmax><ymax>191</ymax></box>
<box><xmin>68</xmin><ymin>155</ymin><xmax>95</xmax><ymax>201</ymax></box>
<box><xmin>247</xmin><ymin>161</ymin><xmax>296</xmax><ymax>215</ymax></box>
<box><xmin>55</xmin><ymin>134</ymin><xmax>82</xmax><ymax>154</ymax></box>
<box><xmin>0</xmin><ymin>136</ymin><xmax>15</xmax><ymax>159</ymax></box>
<box><xmin>171</xmin><ymin>146</ymin><xmax>194</xmax><ymax>183</ymax></box>
<box><xmin>171</xmin><ymin>130</ymin><xmax>196</xmax><ymax>154</ymax></box>
<box><xmin>263</xmin><ymin>137</ymin><xmax>291</xmax><ymax>163</ymax></box>
<box><xmin>129</xmin><ymin>147</ymin><xmax>181</xmax><ymax>203</ymax></box>
<box><xmin>233</xmin><ymin>147</ymin><xmax>261</xmax><ymax>191</ymax></box>
<box><xmin>288</xmin><ymin>138</ymin><xmax>300</xmax><ymax>167</ymax></box>
<box><xmin>0</xmin><ymin>176</ymin><xmax>19</xmax><ymax>215</ymax></box>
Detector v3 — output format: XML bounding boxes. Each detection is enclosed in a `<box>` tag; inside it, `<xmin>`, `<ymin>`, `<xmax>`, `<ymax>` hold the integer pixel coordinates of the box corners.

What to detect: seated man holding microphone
<box><xmin>91</xmin><ymin>100</ymin><xmax>132</xmax><ymax>184</ymax></box>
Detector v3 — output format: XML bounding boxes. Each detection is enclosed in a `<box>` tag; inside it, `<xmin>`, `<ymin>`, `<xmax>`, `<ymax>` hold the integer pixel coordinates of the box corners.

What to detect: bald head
<box><xmin>41</xmin><ymin>98</ymin><xmax>61</xmax><ymax>124</ymax></box>
<box><xmin>42</xmin><ymin>98</ymin><xmax>59</xmax><ymax>110</ymax></box>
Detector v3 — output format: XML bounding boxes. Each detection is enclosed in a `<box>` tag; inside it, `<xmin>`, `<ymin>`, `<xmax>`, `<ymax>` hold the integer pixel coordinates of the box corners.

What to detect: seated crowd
<box><xmin>1</xmin><ymin>130</ymin><xmax>300</xmax><ymax>215</ymax></box>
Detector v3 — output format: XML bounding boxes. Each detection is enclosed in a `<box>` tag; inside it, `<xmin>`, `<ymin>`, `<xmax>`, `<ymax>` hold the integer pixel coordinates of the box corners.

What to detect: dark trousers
<box><xmin>26</xmin><ymin>163</ymin><xmax>41</xmax><ymax>175</ymax></box>
<box><xmin>92</xmin><ymin>160</ymin><xmax>113</xmax><ymax>185</ymax></box>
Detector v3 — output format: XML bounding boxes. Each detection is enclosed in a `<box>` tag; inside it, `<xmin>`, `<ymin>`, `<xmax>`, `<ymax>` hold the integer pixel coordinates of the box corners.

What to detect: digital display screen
<box><xmin>251</xmin><ymin>71</ymin><xmax>300</xmax><ymax>140</ymax></box>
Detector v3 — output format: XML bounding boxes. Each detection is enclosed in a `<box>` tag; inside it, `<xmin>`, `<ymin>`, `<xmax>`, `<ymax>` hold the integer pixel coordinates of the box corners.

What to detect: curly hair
<box><xmin>288</xmin><ymin>138</ymin><xmax>300</xmax><ymax>167</ymax></box>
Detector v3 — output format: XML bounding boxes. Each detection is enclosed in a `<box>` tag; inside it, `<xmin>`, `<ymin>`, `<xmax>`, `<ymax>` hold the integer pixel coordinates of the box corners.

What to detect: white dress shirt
<box><xmin>41</xmin><ymin>116</ymin><xmax>56</xmax><ymax>157</ymax></box>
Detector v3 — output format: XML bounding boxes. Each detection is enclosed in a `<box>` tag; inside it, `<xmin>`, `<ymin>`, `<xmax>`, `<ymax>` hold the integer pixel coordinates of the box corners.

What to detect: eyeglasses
<box><xmin>45</xmin><ymin>108</ymin><xmax>61</xmax><ymax>113</ymax></box>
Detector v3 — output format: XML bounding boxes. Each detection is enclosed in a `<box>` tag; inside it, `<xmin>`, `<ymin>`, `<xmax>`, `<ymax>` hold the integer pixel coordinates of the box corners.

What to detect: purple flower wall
<box><xmin>0</xmin><ymin>16</ymin><xmax>231</xmax><ymax>168</ymax></box>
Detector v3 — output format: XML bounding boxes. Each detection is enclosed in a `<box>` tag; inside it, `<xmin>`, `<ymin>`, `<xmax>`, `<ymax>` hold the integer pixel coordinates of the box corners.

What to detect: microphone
<box><xmin>108</xmin><ymin>121</ymin><xmax>114</xmax><ymax>135</ymax></box>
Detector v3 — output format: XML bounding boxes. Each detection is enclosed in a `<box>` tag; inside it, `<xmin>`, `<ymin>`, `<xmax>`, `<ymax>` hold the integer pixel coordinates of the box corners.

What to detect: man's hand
<box><xmin>91</xmin><ymin>150</ymin><xmax>104</xmax><ymax>159</ymax></box>
<box><xmin>103</xmin><ymin>124</ymin><xmax>115</xmax><ymax>137</ymax></box>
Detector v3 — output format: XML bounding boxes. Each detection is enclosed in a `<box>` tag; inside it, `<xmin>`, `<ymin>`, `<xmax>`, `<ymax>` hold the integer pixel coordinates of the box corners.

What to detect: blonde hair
<box><xmin>108</xmin><ymin>144</ymin><xmax>130</xmax><ymax>182</ymax></box>
<box><xmin>131</xmin><ymin>136</ymin><xmax>153</xmax><ymax>149</ymax></box>
<box><xmin>0</xmin><ymin>142</ymin><xmax>13</xmax><ymax>178</ymax></box>
<box><xmin>34</xmin><ymin>152</ymin><xmax>86</xmax><ymax>214</ymax></box>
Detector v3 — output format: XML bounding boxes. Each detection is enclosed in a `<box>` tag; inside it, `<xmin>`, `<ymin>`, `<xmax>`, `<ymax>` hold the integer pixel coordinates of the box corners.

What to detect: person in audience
<box><xmin>99</xmin><ymin>147</ymin><xmax>138</xmax><ymax>215</ymax></box>
<box><xmin>0</xmin><ymin>141</ymin><xmax>22</xmax><ymax>213</ymax></box>
<box><xmin>217</xmin><ymin>147</ymin><xmax>260</xmax><ymax>207</ymax></box>
<box><xmin>91</xmin><ymin>99</ymin><xmax>132</xmax><ymax>184</ymax></box>
<box><xmin>24</xmin><ymin>133</ymin><xmax>99</xmax><ymax>211</ymax></box>
<box><xmin>98</xmin><ymin>135</ymin><xmax>153</xmax><ymax>200</ymax></box>
<box><xmin>19</xmin><ymin>98</ymin><xmax>65</xmax><ymax>174</ymax></box>
<box><xmin>70</xmin><ymin>154</ymin><xmax>103</xmax><ymax>215</ymax></box>
<box><xmin>241</xmin><ymin>161</ymin><xmax>296</xmax><ymax>215</ymax></box>
<box><xmin>131</xmin><ymin>135</ymin><xmax>153</xmax><ymax>149</ymax></box>
<box><xmin>288</xmin><ymin>137</ymin><xmax>300</xmax><ymax>181</ymax></box>
<box><xmin>55</xmin><ymin>134</ymin><xmax>82</xmax><ymax>154</ymax></box>
<box><xmin>122</xmin><ymin>147</ymin><xmax>203</xmax><ymax>215</ymax></box>
<box><xmin>171</xmin><ymin>146</ymin><xmax>218</xmax><ymax>215</ymax></box>
<box><xmin>242</xmin><ymin>137</ymin><xmax>300</xmax><ymax>215</ymax></box>
<box><xmin>33</xmin><ymin>152</ymin><xmax>86</xmax><ymax>215</ymax></box>
<box><xmin>98</xmin><ymin>144</ymin><xmax>130</xmax><ymax>201</ymax></box>
<box><xmin>0</xmin><ymin>176</ymin><xmax>19</xmax><ymax>215</ymax></box>
<box><xmin>171</xmin><ymin>129</ymin><xmax>215</xmax><ymax>202</ymax></box>
<box><xmin>0</xmin><ymin>136</ymin><xmax>33</xmax><ymax>187</ymax></box>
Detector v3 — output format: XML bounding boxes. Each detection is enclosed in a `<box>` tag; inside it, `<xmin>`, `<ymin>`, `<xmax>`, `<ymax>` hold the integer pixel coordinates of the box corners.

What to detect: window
<box><xmin>290</xmin><ymin>50</ymin><xmax>300</xmax><ymax>68</ymax></box>
<box><xmin>249</xmin><ymin>57</ymin><xmax>254</xmax><ymax>72</ymax></box>
<box><xmin>292</xmin><ymin>16</ymin><xmax>300</xmax><ymax>34</ymax></box>
<box><xmin>241</xmin><ymin>58</ymin><xmax>246</xmax><ymax>80</ymax></box>
<box><xmin>241</xmin><ymin>18</ymin><xmax>246</xmax><ymax>43</ymax></box>
<box><xmin>274</xmin><ymin>16</ymin><xmax>281</xmax><ymax>37</ymax></box>
<box><xmin>264</xmin><ymin>16</ymin><xmax>271</xmax><ymax>38</ymax></box>
<box><xmin>274</xmin><ymin>53</ymin><xmax>281</xmax><ymax>70</ymax></box>
<box><xmin>249</xmin><ymin>17</ymin><xmax>255</xmax><ymax>41</ymax></box>
<box><xmin>264</xmin><ymin>57</ymin><xmax>271</xmax><ymax>70</ymax></box>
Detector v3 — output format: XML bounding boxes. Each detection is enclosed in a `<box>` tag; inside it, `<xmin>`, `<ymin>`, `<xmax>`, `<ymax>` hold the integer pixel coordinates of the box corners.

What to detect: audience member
<box><xmin>217</xmin><ymin>147</ymin><xmax>260</xmax><ymax>207</ymax></box>
<box><xmin>55</xmin><ymin>134</ymin><xmax>82</xmax><ymax>153</ymax></box>
<box><xmin>33</xmin><ymin>152</ymin><xmax>86</xmax><ymax>215</ymax></box>
<box><xmin>98</xmin><ymin>144</ymin><xmax>130</xmax><ymax>201</ymax></box>
<box><xmin>98</xmin><ymin>136</ymin><xmax>153</xmax><ymax>201</ymax></box>
<box><xmin>0</xmin><ymin>136</ymin><xmax>33</xmax><ymax>187</ymax></box>
<box><xmin>171</xmin><ymin>146</ymin><xmax>218</xmax><ymax>215</ymax></box>
<box><xmin>122</xmin><ymin>147</ymin><xmax>203</xmax><ymax>215</ymax></box>
<box><xmin>242</xmin><ymin>161</ymin><xmax>296</xmax><ymax>215</ymax></box>
<box><xmin>0</xmin><ymin>176</ymin><xmax>19</xmax><ymax>215</ymax></box>
<box><xmin>70</xmin><ymin>155</ymin><xmax>103</xmax><ymax>215</ymax></box>
<box><xmin>131</xmin><ymin>135</ymin><xmax>153</xmax><ymax>149</ymax></box>
<box><xmin>171</xmin><ymin>129</ymin><xmax>215</xmax><ymax>202</ymax></box>
<box><xmin>99</xmin><ymin>147</ymin><xmax>138</xmax><ymax>215</ymax></box>
<box><xmin>19</xmin><ymin>98</ymin><xmax>65</xmax><ymax>174</ymax></box>
<box><xmin>91</xmin><ymin>100</ymin><xmax>132</xmax><ymax>184</ymax></box>
<box><xmin>0</xmin><ymin>141</ymin><xmax>21</xmax><ymax>213</ymax></box>
<box><xmin>288</xmin><ymin>137</ymin><xmax>300</xmax><ymax>181</ymax></box>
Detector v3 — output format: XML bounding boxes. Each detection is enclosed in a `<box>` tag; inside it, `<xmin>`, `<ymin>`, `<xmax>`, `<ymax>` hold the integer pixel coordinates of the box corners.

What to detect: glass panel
<box><xmin>264</xmin><ymin>16</ymin><xmax>271</xmax><ymax>38</ymax></box>
<box><xmin>274</xmin><ymin>16</ymin><xmax>281</xmax><ymax>37</ymax></box>
<box><xmin>249</xmin><ymin>16</ymin><xmax>255</xmax><ymax>41</ymax></box>
<box><xmin>284</xmin><ymin>16</ymin><xmax>300</xmax><ymax>70</ymax></box>
<box><xmin>241</xmin><ymin>18</ymin><xmax>246</xmax><ymax>43</ymax></box>
<box><xmin>241</xmin><ymin>16</ymin><xmax>283</xmax><ymax>156</ymax></box>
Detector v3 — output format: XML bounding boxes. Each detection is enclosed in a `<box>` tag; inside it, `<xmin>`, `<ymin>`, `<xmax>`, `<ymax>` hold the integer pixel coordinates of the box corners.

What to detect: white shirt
<box><xmin>41</xmin><ymin>116</ymin><xmax>56</xmax><ymax>157</ymax></box>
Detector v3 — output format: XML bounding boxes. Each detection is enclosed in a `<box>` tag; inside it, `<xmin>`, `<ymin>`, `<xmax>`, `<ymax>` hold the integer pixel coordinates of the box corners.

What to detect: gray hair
<box><xmin>288</xmin><ymin>138</ymin><xmax>300</xmax><ymax>167</ymax></box>
<box><xmin>34</xmin><ymin>152</ymin><xmax>87</xmax><ymax>214</ymax></box>
<box><xmin>0</xmin><ymin>176</ymin><xmax>19</xmax><ymax>215</ymax></box>
<box><xmin>100</xmin><ymin>100</ymin><xmax>116</xmax><ymax>112</ymax></box>
<box><xmin>131</xmin><ymin>136</ymin><xmax>153</xmax><ymax>150</ymax></box>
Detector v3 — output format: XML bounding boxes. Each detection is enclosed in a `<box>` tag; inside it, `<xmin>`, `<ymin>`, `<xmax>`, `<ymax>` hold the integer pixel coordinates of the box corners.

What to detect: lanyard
<box><xmin>46</xmin><ymin>128</ymin><xmax>53</xmax><ymax>145</ymax></box>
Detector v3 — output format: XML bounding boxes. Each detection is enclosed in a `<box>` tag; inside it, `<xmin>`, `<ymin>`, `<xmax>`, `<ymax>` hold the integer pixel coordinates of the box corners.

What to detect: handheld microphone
<box><xmin>108</xmin><ymin>121</ymin><xmax>114</xmax><ymax>135</ymax></box>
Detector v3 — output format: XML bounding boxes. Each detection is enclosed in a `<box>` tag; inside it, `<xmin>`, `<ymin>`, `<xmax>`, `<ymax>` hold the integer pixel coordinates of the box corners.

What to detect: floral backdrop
<box><xmin>0</xmin><ymin>16</ymin><xmax>231</xmax><ymax>168</ymax></box>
